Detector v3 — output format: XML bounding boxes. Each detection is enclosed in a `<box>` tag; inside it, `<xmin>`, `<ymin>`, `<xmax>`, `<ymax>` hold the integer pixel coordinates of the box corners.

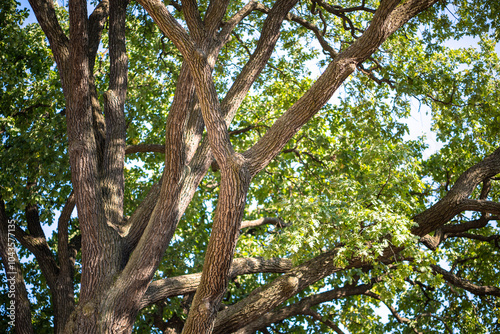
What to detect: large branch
<box><xmin>213</xmin><ymin>248</ymin><xmax>348</xmax><ymax>333</ymax></box>
<box><xmin>139</xmin><ymin>257</ymin><xmax>292</xmax><ymax>309</ymax></box>
<box><xmin>244</xmin><ymin>0</ymin><xmax>439</xmax><ymax>176</ymax></box>
<box><xmin>125</xmin><ymin>0</ymin><xmax>300</xmax><ymax>249</ymax></box>
<box><xmin>12</xmin><ymin>225</ymin><xmax>60</xmax><ymax>288</ymax></box>
<box><xmin>413</xmin><ymin>147</ymin><xmax>500</xmax><ymax>236</ymax></box>
<box><xmin>219</xmin><ymin>0</ymin><xmax>299</xmax><ymax>123</ymax></box>
<box><xmin>215</xmin><ymin>146</ymin><xmax>500</xmax><ymax>332</ymax></box>
<box><xmin>138</xmin><ymin>0</ymin><xmax>234</xmax><ymax>168</ymax></box>
<box><xmin>181</xmin><ymin>0</ymin><xmax>205</xmax><ymax>42</ymax></box>
<box><xmin>101</xmin><ymin>0</ymin><xmax>130</xmax><ymax>233</ymax></box>
<box><xmin>28</xmin><ymin>0</ymin><xmax>70</xmax><ymax>91</ymax></box>
<box><xmin>233</xmin><ymin>277</ymin><xmax>384</xmax><ymax>334</ymax></box>
<box><xmin>431</xmin><ymin>265</ymin><xmax>500</xmax><ymax>297</ymax></box>
<box><xmin>204</xmin><ymin>0</ymin><xmax>231</xmax><ymax>36</ymax></box>
<box><xmin>125</xmin><ymin>0</ymin><xmax>302</xmax><ymax>264</ymax></box>
<box><xmin>458</xmin><ymin>199</ymin><xmax>500</xmax><ymax>215</ymax></box>
<box><xmin>88</xmin><ymin>0</ymin><xmax>109</xmax><ymax>72</ymax></box>
<box><xmin>67</xmin><ymin>0</ymin><xmax>104</xmax><ymax>306</ymax></box>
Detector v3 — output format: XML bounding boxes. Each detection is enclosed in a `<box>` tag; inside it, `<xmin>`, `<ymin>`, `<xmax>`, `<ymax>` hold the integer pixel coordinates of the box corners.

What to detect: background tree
<box><xmin>1</xmin><ymin>0</ymin><xmax>499</xmax><ymax>333</ymax></box>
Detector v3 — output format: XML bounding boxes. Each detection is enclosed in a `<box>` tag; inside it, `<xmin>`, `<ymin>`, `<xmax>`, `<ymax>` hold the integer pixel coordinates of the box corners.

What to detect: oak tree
<box><xmin>1</xmin><ymin>0</ymin><xmax>500</xmax><ymax>333</ymax></box>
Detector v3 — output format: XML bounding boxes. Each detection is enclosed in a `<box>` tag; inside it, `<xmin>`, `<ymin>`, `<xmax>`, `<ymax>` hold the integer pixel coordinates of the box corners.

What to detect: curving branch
<box><xmin>413</xmin><ymin>147</ymin><xmax>500</xmax><ymax>237</ymax></box>
<box><xmin>139</xmin><ymin>257</ymin><xmax>292</xmax><ymax>309</ymax></box>
<box><xmin>12</xmin><ymin>225</ymin><xmax>60</xmax><ymax>287</ymax></box>
<box><xmin>364</xmin><ymin>291</ymin><xmax>422</xmax><ymax>334</ymax></box>
<box><xmin>231</xmin><ymin>275</ymin><xmax>385</xmax><ymax>334</ymax></box>
<box><xmin>215</xmin><ymin>123</ymin><xmax>497</xmax><ymax>333</ymax></box>
<box><xmin>28</xmin><ymin>0</ymin><xmax>70</xmax><ymax>89</ymax></box>
<box><xmin>219</xmin><ymin>1</ymin><xmax>259</xmax><ymax>42</ymax></box>
<box><xmin>420</xmin><ymin>215</ymin><xmax>494</xmax><ymax>250</ymax></box>
<box><xmin>253</xmin><ymin>3</ymin><xmax>337</xmax><ymax>58</ymax></box>
<box><xmin>88</xmin><ymin>0</ymin><xmax>109</xmax><ymax>72</ymax></box>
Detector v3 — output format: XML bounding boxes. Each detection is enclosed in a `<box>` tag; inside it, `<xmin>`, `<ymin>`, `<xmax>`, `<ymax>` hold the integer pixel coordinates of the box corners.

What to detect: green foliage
<box><xmin>2</xmin><ymin>0</ymin><xmax>500</xmax><ymax>332</ymax></box>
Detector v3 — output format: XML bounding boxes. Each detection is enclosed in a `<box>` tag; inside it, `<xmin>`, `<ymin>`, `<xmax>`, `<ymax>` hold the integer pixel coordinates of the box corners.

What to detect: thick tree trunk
<box><xmin>182</xmin><ymin>161</ymin><xmax>251</xmax><ymax>333</ymax></box>
<box><xmin>24</xmin><ymin>0</ymin><xmax>448</xmax><ymax>333</ymax></box>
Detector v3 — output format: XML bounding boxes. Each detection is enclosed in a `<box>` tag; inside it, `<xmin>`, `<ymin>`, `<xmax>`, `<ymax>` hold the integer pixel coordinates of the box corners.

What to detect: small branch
<box><xmin>446</xmin><ymin>232</ymin><xmax>500</xmax><ymax>244</ymax></box>
<box><xmin>219</xmin><ymin>1</ymin><xmax>259</xmax><ymax>43</ymax></box>
<box><xmin>254</xmin><ymin>3</ymin><xmax>337</xmax><ymax>58</ymax></box>
<box><xmin>125</xmin><ymin>143</ymin><xmax>165</xmax><ymax>154</ymax></box>
<box><xmin>304</xmin><ymin>309</ymin><xmax>346</xmax><ymax>334</ymax></box>
<box><xmin>57</xmin><ymin>191</ymin><xmax>76</xmax><ymax>275</ymax></box>
<box><xmin>364</xmin><ymin>291</ymin><xmax>422</xmax><ymax>334</ymax></box>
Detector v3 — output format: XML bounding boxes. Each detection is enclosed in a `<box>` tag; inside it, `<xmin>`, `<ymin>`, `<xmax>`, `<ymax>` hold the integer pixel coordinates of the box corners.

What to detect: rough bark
<box><xmin>232</xmin><ymin>278</ymin><xmax>383</xmax><ymax>334</ymax></box>
<box><xmin>140</xmin><ymin>257</ymin><xmax>292</xmax><ymax>309</ymax></box>
<box><xmin>23</xmin><ymin>0</ymin><xmax>500</xmax><ymax>333</ymax></box>
<box><xmin>431</xmin><ymin>265</ymin><xmax>500</xmax><ymax>297</ymax></box>
<box><xmin>212</xmin><ymin>147</ymin><xmax>500</xmax><ymax>333</ymax></box>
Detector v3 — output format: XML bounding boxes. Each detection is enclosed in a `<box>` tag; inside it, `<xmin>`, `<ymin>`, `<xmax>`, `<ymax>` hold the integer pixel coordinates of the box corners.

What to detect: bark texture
<box><xmin>13</xmin><ymin>0</ymin><xmax>500</xmax><ymax>334</ymax></box>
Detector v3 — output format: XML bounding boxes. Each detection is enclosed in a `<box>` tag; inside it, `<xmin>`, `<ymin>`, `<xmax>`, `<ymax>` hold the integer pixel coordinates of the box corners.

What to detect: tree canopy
<box><xmin>1</xmin><ymin>0</ymin><xmax>500</xmax><ymax>333</ymax></box>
